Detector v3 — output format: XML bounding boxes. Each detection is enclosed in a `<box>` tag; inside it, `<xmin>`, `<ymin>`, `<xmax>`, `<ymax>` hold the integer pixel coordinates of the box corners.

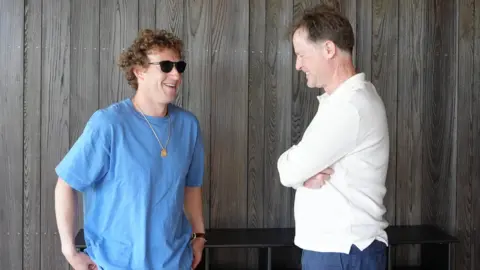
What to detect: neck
<box><xmin>322</xmin><ymin>58</ymin><xmax>356</xmax><ymax>94</ymax></box>
<box><xmin>132</xmin><ymin>90</ymin><xmax>168</xmax><ymax>117</ymax></box>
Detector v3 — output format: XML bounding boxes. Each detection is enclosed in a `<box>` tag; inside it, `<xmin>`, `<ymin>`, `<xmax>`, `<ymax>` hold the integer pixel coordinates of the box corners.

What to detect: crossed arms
<box><xmin>277</xmin><ymin>103</ymin><xmax>360</xmax><ymax>188</ymax></box>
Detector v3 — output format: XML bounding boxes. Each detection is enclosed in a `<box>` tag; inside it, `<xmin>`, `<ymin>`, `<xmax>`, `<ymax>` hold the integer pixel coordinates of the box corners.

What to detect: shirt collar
<box><xmin>317</xmin><ymin>72</ymin><xmax>366</xmax><ymax>103</ymax></box>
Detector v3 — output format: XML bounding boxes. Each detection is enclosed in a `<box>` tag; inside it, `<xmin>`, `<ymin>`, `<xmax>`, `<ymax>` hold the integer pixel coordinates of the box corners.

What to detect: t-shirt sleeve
<box><xmin>55</xmin><ymin>110</ymin><xmax>111</xmax><ymax>192</ymax></box>
<box><xmin>185</xmin><ymin>119</ymin><xmax>205</xmax><ymax>187</ymax></box>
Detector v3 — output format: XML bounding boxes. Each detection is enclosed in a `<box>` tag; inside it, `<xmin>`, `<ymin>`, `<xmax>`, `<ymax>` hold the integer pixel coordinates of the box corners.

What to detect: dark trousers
<box><xmin>301</xmin><ymin>240</ymin><xmax>387</xmax><ymax>270</ymax></box>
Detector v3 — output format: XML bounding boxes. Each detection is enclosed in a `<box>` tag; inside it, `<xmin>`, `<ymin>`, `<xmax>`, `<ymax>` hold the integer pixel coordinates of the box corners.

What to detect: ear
<box><xmin>133</xmin><ymin>66</ymin><xmax>145</xmax><ymax>80</ymax></box>
<box><xmin>323</xmin><ymin>40</ymin><xmax>336</xmax><ymax>59</ymax></box>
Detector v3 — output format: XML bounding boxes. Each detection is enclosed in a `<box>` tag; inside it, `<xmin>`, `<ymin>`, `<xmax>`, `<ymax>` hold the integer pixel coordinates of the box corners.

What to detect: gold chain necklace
<box><xmin>134</xmin><ymin>100</ymin><xmax>171</xmax><ymax>157</ymax></box>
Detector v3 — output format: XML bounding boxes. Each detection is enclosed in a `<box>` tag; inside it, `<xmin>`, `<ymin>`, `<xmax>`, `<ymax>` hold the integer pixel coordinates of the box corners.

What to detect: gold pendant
<box><xmin>161</xmin><ymin>148</ymin><xmax>167</xmax><ymax>157</ymax></box>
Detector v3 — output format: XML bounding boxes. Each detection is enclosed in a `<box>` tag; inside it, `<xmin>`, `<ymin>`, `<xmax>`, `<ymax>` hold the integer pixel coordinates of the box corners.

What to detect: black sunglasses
<box><xmin>149</xmin><ymin>60</ymin><xmax>187</xmax><ymax>73</ymax></box>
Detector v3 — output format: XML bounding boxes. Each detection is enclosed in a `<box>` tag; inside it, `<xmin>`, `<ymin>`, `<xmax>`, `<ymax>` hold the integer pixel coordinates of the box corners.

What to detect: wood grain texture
<box><xmin>247</xmin><ymin>0</ymin><xmax>266</xmax><ymax>268</ymax></box>
<box><xmin>70</xmin><ymin>0</ymin><xmax>100</xmax><ymax>234</ymax></box>
<box><xmin>155</xmin><ymin>0</ymin><xmax>183</xmax><ymax>38</ymax></box>
<box><xmin>99</xmin><ymin>0</ymin><xmax>138</xmax><ymax>108</ymax></box>
<box><xmin>471</xmin><ymin>1</ymin><xmax>480</xmax><ymax>269</ymax></box>
<box><xmin>421</xmin><ymin>0</ymin><xmax>456</xmax><ymax>231</ymax></box>
<box><xmin>420</xmin><ymin>0</ymin><xmax>458</xmax><ymax>263</ymax></box>
<box><xmin>456</xmin><ymin>1</ymin><xmax>475</xmax><ymax>269</ymax></box>
<box><xmin>209</xmin><ymin>1</ymin><xmax>249</xmax><ymax>268</ymax></box>
<box><xmin>23</xmin><ymin>0</ymin><xmax>42</xmax><ymax>269</ymax></box>
<box><xmin>264</xmin><ymin>1</ymin><xmax>295</xmax><ymax>267</ymax></box>
<box><xmin>139</xmin><ymin>0</ymin><xmax>156</xmax><ymax>29</ymax></box>
<box><xmin>40</xmin><ymin>0</ymin><xmax>70</xmax><ymax>269</ymax></box>
<box><xmin>156</xmin><ymin>0</ymin><xmax>184</xmax><ymax>107</ymax></box>
<box><xmin>0</xmin><ymin>0</ymin><xmax>24</xmax><ymax>269</ymax></box>
<box><xmin>183</xmin><ymin>0</ymin><xmax>211</xmax><ymax>232</ymax></box>
<box><xmin>371</xmin><ymin>0</ymin><xmax>398</xmax><ymax>227</ymax></box>
<box><xmin>2</xmin><ymin>1</ymin><xmax>480</xmax><ymax>269</ymax></box>
<box><xmin>396</xmin><ymin>0</ymin><xmax>426</xmax><ymax>265</ymax></box>
<box><xmin>264</xmin><ymin>0</ymin><xmax>293</xmax><ymax>229</ymax></box>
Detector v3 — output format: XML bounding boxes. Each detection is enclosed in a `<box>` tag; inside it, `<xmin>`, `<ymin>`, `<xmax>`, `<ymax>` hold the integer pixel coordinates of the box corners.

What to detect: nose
<box><xmin>169</xmin><ymin>67</ymin><xmax>181</xmax><ymax>79</ymax></box>
<box><xmin>295</xmin><ymin>57</ymin><xmax>302</xmax><ymax>71</ymax></box>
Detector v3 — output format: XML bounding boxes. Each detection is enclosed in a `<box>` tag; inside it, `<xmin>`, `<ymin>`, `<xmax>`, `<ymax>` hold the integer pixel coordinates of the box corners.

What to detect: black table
<box><xmin>75</xmin><ymin>225</ymin><xmax>458</xmax><ymax>270</ymax></box>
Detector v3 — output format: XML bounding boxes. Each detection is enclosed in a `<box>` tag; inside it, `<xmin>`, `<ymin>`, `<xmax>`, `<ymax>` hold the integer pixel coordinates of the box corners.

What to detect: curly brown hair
<box><xmin>291</xmin><ymin>3</ymin><xmax>354</xmax><ymax>55</ymax></box>
<box><xmin>118</xmin><ymin>29</ymin><xmax>184</xmax><ymax>90</ymax></box>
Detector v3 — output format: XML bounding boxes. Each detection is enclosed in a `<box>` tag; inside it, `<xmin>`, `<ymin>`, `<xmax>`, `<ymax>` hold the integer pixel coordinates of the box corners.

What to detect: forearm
<box><xmin>184</xmin><ymin>187</ymin><xmax>205</xmax><ymax>233</ymax></box>
<box><xmin>54</xmin><ymin>178</ymin><xmax>78</xmax><ymax>256</ymax></box>
<box><xmin>277</xmin><ymin>147</ymin><xmax>323</xmax><ymax>187</ymax></box>
<box><xmin>277</xmin><ymin>106</ymin><xmax>360</xmax><ymax>187</ymax></box>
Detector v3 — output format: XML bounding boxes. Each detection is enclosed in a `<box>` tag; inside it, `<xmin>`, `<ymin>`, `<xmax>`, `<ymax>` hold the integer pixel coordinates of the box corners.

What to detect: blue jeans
<box><xmin>301</xmin><ymin>240</ymin><xmax>387</xmax><ymax>270</ymax></box>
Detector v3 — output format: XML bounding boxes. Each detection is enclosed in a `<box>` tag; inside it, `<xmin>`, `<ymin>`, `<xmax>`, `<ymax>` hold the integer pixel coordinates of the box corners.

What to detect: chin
<box><xmin>160</xmin><ymin>89</ymin><xmax>178</xmax><ymax>102</ymax></box>
<box><xmin>306</xmin><ymin>80</ymin><xmax>317</xmax><ymax>89</ymax></box>
<box><xmin>166</xmin><ymin>95</ymin><xmax>178</xmax><ymax>104</ymax></box>
<box><xmin>308</xmin><ymin>79</ymin><xmax>324</xmax><ymax>89</ymax></box>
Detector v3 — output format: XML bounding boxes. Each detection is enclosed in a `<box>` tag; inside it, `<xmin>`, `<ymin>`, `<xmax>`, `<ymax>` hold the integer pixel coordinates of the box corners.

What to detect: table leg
<box><xmin>259</xmin><ymin>247</ymin><xmax>272</xmax><ymax>270</ymax></box>
<box><xmin>204</xmin><ymin>248</ymin><xmax>210</xmax><ymax>270</ymax></box>
<box><xmin>387</xmin><ymin>246</ymin><xmax>393</xmax><ymax>270</ymax></box>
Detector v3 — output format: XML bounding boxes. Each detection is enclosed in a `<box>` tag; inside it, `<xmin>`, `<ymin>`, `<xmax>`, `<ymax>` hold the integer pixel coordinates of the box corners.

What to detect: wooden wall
<box><xmin>0</xmin><ymin>0</ymin><xmax>479</xmax><ymax>269</ymax></box>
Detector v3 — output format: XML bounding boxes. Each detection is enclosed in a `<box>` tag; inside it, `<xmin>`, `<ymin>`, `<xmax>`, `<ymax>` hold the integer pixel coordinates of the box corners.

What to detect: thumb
<box><xmin>85</xmin><ymin>257</ymin><xmax>97</xmax><ymax>269</ymax></box>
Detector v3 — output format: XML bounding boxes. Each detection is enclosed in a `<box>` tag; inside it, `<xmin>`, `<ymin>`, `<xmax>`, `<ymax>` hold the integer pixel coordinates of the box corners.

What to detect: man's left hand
<box><xmin>191</xmin><ymin>238</ymin><xmax>205</xmax><ymax>269</ymax></box>
<box><xmin>303</xmin><ymin>167</ymin><xmax>334</xmax><ymax>189</ymax></box>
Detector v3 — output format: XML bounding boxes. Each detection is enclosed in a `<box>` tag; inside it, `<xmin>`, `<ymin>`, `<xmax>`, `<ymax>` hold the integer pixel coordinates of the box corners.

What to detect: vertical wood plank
<box><xmin>371</xmin><ymin>0</ymin><xmax>398</xmax><ymax>227</ymax></box>
<box><xmin>264</xmin><ymin>0</ymin><xmax>293</xmax><ymax>228</ymax></box>
<box><xmin>99</xmin><ymin>0</ymin><xmax>138</xmax><ymax>108</ymax></box>
<box><xmin>396</xmin><ymin>0</ymin><xmax>425</xmax><ymax>265</ymax></box>
<box><xmin>183</xmin><ymin>0</ymin><xmax>211</xmax><ymax>235</ymax></box>
<box><xmin>355</xmin><ymin>0</ymin><xmax>372</xmax><ymax>79</ymax></box>
<box><xmin>210</xmin><ymin>1</ymin><xmax>249</xmax><ymax>268</ymax></box>
<box><xmin>247</xmin><ymin>0</ymin><xmax>266</xmax><ymax>268</ymax></box>
<box><xmin>421</xmin><ymin>0</ymin><xmax>456</xmax><ymax>231</ymax></box>
<box><xmin>23</xmin><ymin>0</ymin><xmax>42</xmax><ymax>269</ymax></box>
<box><xmin>139</xmin><ymin>0</ymin><xmax>155</xmax><ymax>29</ymax></box>
<box><xmin>70</xmin><ymin>0</ymin><xmax>100</xmax><ymax>235</ymax></box>
<box><xmin>155</xmin><ymin>0</ymin><xmax>184</xmax><ymax>107</ymax></box>
<box><xmin>155</xmin><ymin>0</ymin><xmax>183</xmax><ymax>36</ymax></box>
<box><xmin>0</xmin><ymin>0</ymin><xmax>24</xmax><ymax>269</ymax></box>
<box><xmin>455</xmin><ymin>0</ymin><xmax>475</xmax><ymax>269</ymax></box>
<box><xmin>471</xmin><ymin>0</ymin><xmax>480</xmax><ymax>269</ymax></box>
<box><xmin>40</xmin><ymin>0</ymin><xmax>70</xmax><ymax>269</ymax></box>
<box><xmin>265</xmin><ymin>0</ymin><xmax>294</xmax><ymax>267</ymax></box>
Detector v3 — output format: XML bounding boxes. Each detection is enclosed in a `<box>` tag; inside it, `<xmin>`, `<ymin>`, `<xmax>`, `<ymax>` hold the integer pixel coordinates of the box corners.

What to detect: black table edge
<box><xmin>74</xmin><ymin>224</ymin><xmax>459</xmax><ymax>250</ymax></box>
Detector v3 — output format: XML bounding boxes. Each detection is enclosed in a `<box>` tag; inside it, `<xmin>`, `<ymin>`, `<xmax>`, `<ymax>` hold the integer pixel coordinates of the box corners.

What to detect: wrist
<box><xmin>191</xmin><ymin>232</ymin><xmax>207</xmax><ymax>243</ymax></box>
<box><xmin>61</xmin><ymin>242</ymin><xmax>77</xmax><ymax>258</ymax></box>
<box><xmin>191</xmin><ymin>237</ymin><xmax>207</xmax><ymax>248</ymax></box>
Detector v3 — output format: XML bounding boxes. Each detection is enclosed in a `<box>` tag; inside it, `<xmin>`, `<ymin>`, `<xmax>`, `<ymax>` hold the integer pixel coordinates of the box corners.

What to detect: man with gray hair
<box><xmin>277</xmin><ymin>4</ymin><xmax>390</xmax><ymax>270</ymax></box>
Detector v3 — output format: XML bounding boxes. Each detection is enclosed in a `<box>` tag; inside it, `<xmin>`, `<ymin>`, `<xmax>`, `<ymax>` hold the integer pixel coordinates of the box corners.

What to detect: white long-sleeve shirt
<box><xmin>277</xmin><ymin>73</ymin><xmax>390</xmax><ymax>253</ymax></box>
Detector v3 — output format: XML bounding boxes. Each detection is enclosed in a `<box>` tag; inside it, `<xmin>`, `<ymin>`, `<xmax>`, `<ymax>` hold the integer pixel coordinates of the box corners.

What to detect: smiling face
<box><xmin>135</xmin><ymin>48</ymin><xmax>183</xmax><ymax>105</ymax></box>
<box><xmin>292</xmin><ymin>27</ymin><xmax>336</xmax><ymax>89</ymax></box>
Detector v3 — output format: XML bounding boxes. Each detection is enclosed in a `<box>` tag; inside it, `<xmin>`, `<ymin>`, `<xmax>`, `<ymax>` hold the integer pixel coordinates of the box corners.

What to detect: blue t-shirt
<box><xmin>55</xmin><ymin>98</ymin><xmax>204</xmax><ymax>270</ymax></box>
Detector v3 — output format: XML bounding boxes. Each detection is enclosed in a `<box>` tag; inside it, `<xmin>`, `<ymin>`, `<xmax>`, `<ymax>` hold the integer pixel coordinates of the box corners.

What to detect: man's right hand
<box><xmin>64</xmin><ymin>250</ymin><xmax>97</xmax><ymax>270</ymax></box>
<box><xmin>303</xmin><ymin>167</ymin><xmax>334</xmax><ymax>189</ymax></box>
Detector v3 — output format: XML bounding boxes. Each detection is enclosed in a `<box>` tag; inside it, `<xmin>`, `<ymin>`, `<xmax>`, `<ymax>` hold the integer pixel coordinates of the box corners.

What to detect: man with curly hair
<box><xmin>277</xmin><ymin>4</ymin><xmax>389</xmax><ymax>270</ymax></box>
<box><xmin>54</xmin><ymin>29</ymin><xmax>206</xmax><ymax>270</ymax></box>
